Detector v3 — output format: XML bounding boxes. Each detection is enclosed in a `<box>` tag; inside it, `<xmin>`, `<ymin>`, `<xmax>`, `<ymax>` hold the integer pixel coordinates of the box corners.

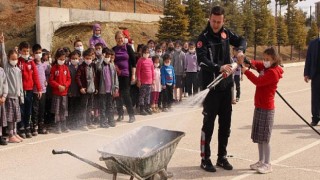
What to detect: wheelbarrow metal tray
<box><xmin>98</xmin><ymin>126</ymin><xmax>185</xmax><ymax>178</ymax></box>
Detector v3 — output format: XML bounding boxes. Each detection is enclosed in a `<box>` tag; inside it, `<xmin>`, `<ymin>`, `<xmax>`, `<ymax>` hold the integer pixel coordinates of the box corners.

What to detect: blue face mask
<box><xmin>94</xmin><ymin>34</ymin><xmax>101</xmax><ymax>38</ymax></box>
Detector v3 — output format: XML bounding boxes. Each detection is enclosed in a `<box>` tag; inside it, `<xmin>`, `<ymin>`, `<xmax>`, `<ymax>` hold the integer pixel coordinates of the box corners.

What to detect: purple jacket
<box><xmin>89</xmin><ymin>23</ymin><xmax>107</xmax><ymax>48</ymax></box>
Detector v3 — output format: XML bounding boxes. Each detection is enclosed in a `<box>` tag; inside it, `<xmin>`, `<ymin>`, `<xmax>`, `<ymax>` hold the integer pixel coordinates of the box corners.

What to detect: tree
<box><xmin>306</xmin><ymin>21</ymin><xmax>319</xmax><ymax>44</ymax></box>
<box><xmin>241</xmin><ymin>0</ymin><xmax>255</xmax><ymax>47</ymax></box>
<box><xmin>224</xmin><ymin>0</ymin><xmax>244</xmax><ymax>36</ymax></box>
<box><xmin>266</xmin><ymin>12</ymin><xmax>277</xmax><ymax>46</ymax></box>
<box><xmin>186</xmin><ymin>0</ymin><xmax>206</xmax><ymax>41</ymax></box>
<box><xmin>276</xmin><ymin>14</ymin><xmax>288</xmax><ymax>54</ymax></box>
<box><xmin>157</xmin><ymin>0</ymin><xmax>189</xmax><ymax>41</ymax></box>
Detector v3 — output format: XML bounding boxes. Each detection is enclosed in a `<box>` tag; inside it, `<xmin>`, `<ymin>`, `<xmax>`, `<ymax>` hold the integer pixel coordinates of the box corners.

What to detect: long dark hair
<box><xmin>53</xmin><ymin>48</ymin><xmax>66</xmax><ymax>65</ymax></box>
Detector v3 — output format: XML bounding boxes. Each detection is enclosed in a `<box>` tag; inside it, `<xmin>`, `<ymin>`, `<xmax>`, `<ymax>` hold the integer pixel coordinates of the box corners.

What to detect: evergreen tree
<box><xmin>292</xmin><ymin>9</ymin><xmax>307</xmax><ymax>61</ymax></box>
<box><xmin>224</xmin><ymin>0</ymin><xmax>244</xmax><ymax>36</ymax></box>
<box><xmin>306</xmin><ymin>21</ymin><xmax>319</xmax><ymax>44</ymax></box>
<box><xmin>266</xmin><ymin>10</ymin><xmax>277</xmax><ymax>46</ymax></box>
<box><xmin>241</xmin><ymin>0</ymin><xmax>255</xmax><ymax>47</ymax></box>
<box><xmin>157</xmin><ymin>0</ymin><xmax>189</xmax><ymax>41</ymax></box>
<box><xmin>186</xmin><ymin>0</ymin><xmax>206</xmax><ymax>41</ymax></box>
<box><xmin>276</xmin><ymin>14</ymin><xmax>288</xmax><ymax>54</ymax></box>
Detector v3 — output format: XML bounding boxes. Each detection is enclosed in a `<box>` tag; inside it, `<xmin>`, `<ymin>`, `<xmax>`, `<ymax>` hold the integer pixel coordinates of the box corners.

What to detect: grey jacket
<box><xmin>172</xmin><ymin>50</ymin><xmax>186</xmax><ymax>76</ymax></box>
<box><xmin>0</xmin><ymin>43</ymin><xmax>24</xmax><ymax>102</ymax></box>
<box><xmin>96</xmin><ymin>59</ymin><xmax>119</xmax><ymax>95</ymax></box>
<box><xmin>0</xmin><ymin>67</ymin><xmax>8</xmax><ymax>98</ymax></box>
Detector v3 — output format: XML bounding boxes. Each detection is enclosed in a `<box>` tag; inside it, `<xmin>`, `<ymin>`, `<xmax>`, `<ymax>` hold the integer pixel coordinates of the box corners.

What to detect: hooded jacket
<box><xmin>89</xmin><ymin>23</ymin><xmax>107</xmax><ymax>48</ymax></box>
<box><xmin>244</xmin><ymin>60</ymin><xmax>284</xmax><ymax>110</ymax></box>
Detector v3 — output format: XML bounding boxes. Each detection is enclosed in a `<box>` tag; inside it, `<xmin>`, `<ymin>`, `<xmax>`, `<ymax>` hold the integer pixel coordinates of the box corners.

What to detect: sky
<box><xmin>269</xmin><ymin>0</ymin><xmax>319</xmax><ymax>15</ymax></box>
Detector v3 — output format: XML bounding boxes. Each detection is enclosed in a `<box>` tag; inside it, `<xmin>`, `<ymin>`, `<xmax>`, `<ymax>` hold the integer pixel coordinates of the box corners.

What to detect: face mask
<box><xmin>175</xmin><ymin>48</ymin><xmax>181</xmax><ymax>52</ymax></box>
<box><xmin>35</xmin><ymin>53</ymin><xmax>42</xmax><ymax>60</ymax></box>
<box><xmin>164</xmin><ymin>62</ymin><xmax>170</xmax><ymax>66</ymax></box>
<box><xmin>168</xmin><ymin>47</ymin><xmax>174</xmax><ymax>52</ymax></box>
<box><xmin>96</xmin><ymin>50</ymin><xmax>102</xmax><ymax>56</ymax></box>
<box><xmin>21</xmin><ymin>54</ymin><xmax>30</xmax><ymax>60</ymax></box>
<box><xmin>104</xmin><ymin>58</ymin><xmax>111</xmax><ymax>64</ymax></box>
<box><xmin>124</xmin><ymin>38</ymin><xmax>129</xmax><ymax>44</ymax></box>
<box><xmin>143</xmin><ymin>53</ymin><xmax>149</xmax><ymax>58</ymax></box>
<box><xmin>263</xmin><ymin>61</ymin><xmax>271</xmax><ymax>68</ymax></box>
<box><xmin>154</xmin><ymin>63</ymin><xmax>160</xmax><ymax>68</ymax></box>
<box><xmin>49</xmin><ymin>58</ymin><xmax>52</xmax><ymax>64</ymax></box>
<box><xmin>94</xmin><ymin>34</ymin><xmax>101</xmax><ymax>38</ymax></box>
<box><xmin>75</xmin><ymin>46</ymin><xmax>84</xmax><ymax>52</ymax></box>
<box><xmin>189</xmin><ymin>49</ymin><xmax>196</xmax><ymax>53</ymax></box>
<box><xmin>85</xmin><ymin>59</ymin><xmax>92</xmax><ymax>65</ymax></box>
<box><xmin>156</xmin><ymin>52</ymin><xmax>162</xmax><ymax>56</ymax></box>
<box><xmin>57</xmin><ymin>60</ymin><xmax>65</xmax><ymax>65</ymax></box>
<box><xmin>71</xmin><ymin>59</ymin><xmax>79</xmax><ymax>66</ymax></box>
<box><xmin>9</xmin><ymin>60</ymin><xmax>18</xmax><ymax>66</ymax></box>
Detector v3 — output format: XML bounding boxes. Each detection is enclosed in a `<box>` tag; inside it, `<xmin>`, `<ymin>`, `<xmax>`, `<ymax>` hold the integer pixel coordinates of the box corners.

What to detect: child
<box><xmin>231</xmin><ymin>47</ymin><xmax>243</xmax><ymax>104</ymax></box>
<box><xmin>239</xmin><ymin>47</ymin><xmax>283</xmax><ymax>174</ymax></box>
<box><xmin>89</xmin><ymin>23</ymin><xmax>107</xmax><ymax>48</ymax></box>
<box><xmin>31</xmin><ymin>44</ymin><xmax>49</xmax><ymax>135</ymax></box>
<box><xmin>0</xmin><ymin>33</ymin><xmax>24</xmax><ymax>143</ymax></box>
<box><xmin>0</xmin><ymin>34</ymin><xmax>8</xmax><ymax>145</ymax></box>
<box><xmin>151</xmin><ymin>55</ymin><xmax>161</xmax><ymax>113</ymax></box>
<box><xmin>171</xmin><ymin>40</ymin><xmax>186</xmax><ymax>102</ymax></box>
<box><xmin>185</xmin><ymin>42</ymin><xmax>199</xmax><ymax>96</ymax></box>
<box><xmin>49</xmin><ymin>49</ymin><xmax>71</xmax><ymax>134</ymax></box>
<box><xmin>136</xmin><ymin>45</ymin><xmax>155</xmax><ymax>115</ymax></box>
<box><xmin>161</xmin><ymin>54</ymin><xmax>175</xmax><ymax>112</ymax></box>
<box><xmin>155</xmin><ymin>45</ymin><xmax>163</xmax><ymax>65</ymax></box>
<box><xmin>74</xmin><ymin>40</ymin><xmax>84</xmax><ymax>63</ymax></box>
<box><xmin>17</xmin><ymin>41</ymin><xmax>42</xmax><ymax>139</ymax></box>
<box><xmin>76</xmin><ymin>49</ymin><xmax>98</xmax><ymax>130</ymax></box>
<box><xmin>67</xmin><ymin>50</ymin><xmax>81</xmax><ymax>129</ymax></box>
<box><xmin>96</xmin><ymin>48</ymin><xmax>119</xmax><ymax>128</ymax></box>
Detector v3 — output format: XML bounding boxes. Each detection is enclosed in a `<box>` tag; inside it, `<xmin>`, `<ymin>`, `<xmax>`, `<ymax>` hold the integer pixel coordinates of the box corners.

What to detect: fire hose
<box><xmin>208</xmin><ymin>59</ymin><xmax>320</xmax><ymax>136</ymax></box>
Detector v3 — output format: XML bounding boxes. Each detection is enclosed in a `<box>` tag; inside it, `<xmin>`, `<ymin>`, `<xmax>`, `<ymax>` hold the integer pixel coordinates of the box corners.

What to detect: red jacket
<box><xmin>49</xmin><ymin>64</ymin><xmax>71</xmax><ymax>96</ymax></box>
<box><xmin>18</xmin><ymin>57</ymin><xmax>42</xmax><ymax>91</ymax></box>
<box><xmin>244</xmin><ymin>60</ymin><xmax>283</xmax><ymax>110</ymax></box>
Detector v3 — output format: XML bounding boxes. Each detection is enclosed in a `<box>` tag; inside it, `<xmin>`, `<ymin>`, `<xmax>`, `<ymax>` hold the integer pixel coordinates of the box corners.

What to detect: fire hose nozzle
<box><xmin>207</xmin><ymin>62</ymin><xmax>239</xmax><ymax>89</ymax></box>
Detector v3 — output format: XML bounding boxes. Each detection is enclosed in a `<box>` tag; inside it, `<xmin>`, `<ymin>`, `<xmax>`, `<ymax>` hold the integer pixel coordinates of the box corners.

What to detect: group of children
<box><xmin>0</xmin><ymin>28</ymin><xmax>202</xmax><ymax>146</ymax></box>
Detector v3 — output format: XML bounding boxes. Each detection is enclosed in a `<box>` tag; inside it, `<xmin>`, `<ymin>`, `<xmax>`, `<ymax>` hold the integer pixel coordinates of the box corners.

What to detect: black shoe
<box><xmin>200</xmin><ymin>159</ymin><xmax>216</xmax><ymax>172</ymax></box>
<box><xmin>129</xmin><ymin>116</ymin><xmax>136</xmax><ymax>123</ymax></box>
<box><xmin>216</xmin><ymin>157</ymin><xmax>233</xmax><ymax>170</ymax></box>
<box><xmin>0</xmin><ymin>136</ymin><xmax>7</xmax><ymax>145</ymax></box>
<box><xmin>25</xmin><ymin>129</ymin><xmax>32</xmax><ymax>138</ymax></box>
<box><xmin>100</xmin><ymin>123</ymin><xmax>110</xmax><ymax>128</ymax></box>
<box><xmin>18</xmin><ymin>132</ymin><xmax>26</xmax><ymax>139</ymax></box>
<box><xmin>140</xmin><ymin>106</ymin><xmax>148</xmax><ymax>116</ymax></box>
<box><xmin>108</xmin><ymin>121</ymin><xmax>116</xmax><ymax>127</ymax></box>
<box><xmin>145</xmin><ymin>108</ymin><xmax>152</xmax><ymax>115</ymax></box>
<box><xmin>117</xmin><ymin>115</ymin><xmax>124</xmax><ymax>122</ymax></box>
<box><xmin>311</xmin><ymin>121</ymin><xmax>318</xmax><ymax>126</ymax></box>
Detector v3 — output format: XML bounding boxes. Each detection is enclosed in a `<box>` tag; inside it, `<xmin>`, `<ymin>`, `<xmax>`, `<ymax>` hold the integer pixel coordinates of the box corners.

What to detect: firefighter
<box><xmin>196</xmin><ymin>6</ymin><xmax>246</xmax><ymax>172</ymax></box>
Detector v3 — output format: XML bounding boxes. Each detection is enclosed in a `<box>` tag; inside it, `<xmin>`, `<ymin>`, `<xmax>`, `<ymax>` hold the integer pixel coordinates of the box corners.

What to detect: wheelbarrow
<box><xmin>52</xmin><ymin>126</ymin><xmax>185</xmax><ymax>180</ymax></box>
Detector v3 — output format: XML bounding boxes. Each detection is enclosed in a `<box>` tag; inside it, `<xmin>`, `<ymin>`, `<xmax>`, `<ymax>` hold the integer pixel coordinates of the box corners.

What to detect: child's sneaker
<box><xmin>0</xmin><ymin>136</ymin><xmax>7</xmax><ymax>145</ymax></box>
<box><xmin>8</xmin><ymin>135</ymin><xmax>21</xmax><ymax>143</ymax></box>
<box><xmin>257</xmin><ymin>163</ymin><xmax>272</xmax><ymax>174</ymax></box>
<box><xmin>162</xmin><ymin>108</ymin><xmax>169</xmax><ymax>112</ymax></box>
<box><xmin>250</xmin><ymin>161</ymin><xmax>263</xmax><ymax>170</ymax></box>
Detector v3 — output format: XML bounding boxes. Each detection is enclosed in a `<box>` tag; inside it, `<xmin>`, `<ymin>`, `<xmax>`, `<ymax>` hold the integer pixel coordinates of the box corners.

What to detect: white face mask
<box><xmin>96</xmin><ymin>50</ymin><xmax>102</xmax><ymax>56</ymax></box>
<box><xmin>34</xmin><ymin>53</ymin><xmax>42</xmax><ymax>60</ymax></box>
<box><xmin>156</xmin><ymin>52</ymin><xmax>162</xmax><ymax>56</ymax></box>
<box><xmin>154</xmin><ymin>63</ymin><xmax>160</xmax><ymax>68</ymax></box>
<box><xmin>164</xmin><ymin>62</ymin><xmax>170</xmax><ymax>66</ymax></box>
<box><xmin>143</xmin><ymin>53</ymin><xmax>149</xmax><ymax>58</ymax></box>
<box><xmin>124</xmin><ymin>38</ymin><xmax>129</xmax><ymax>44</ymax></box>
<box><xmin>263</xmin><ymin>61</ymin><xmax>271</xmax><ymax>68</ymax></box>
<box><xmin>104</xmin><ymin>58</ymin><xmax>111</xmax><ymax>64</ymax></box>
<box><xmin>85</xmin><ymin>59</ymin><xmax>92</xmax><ymax>65</ymax></box>
<box><xmin>189</xmin><ymin>49</ymin><xmax>196</xmax><ymax>53</ymax></box>
<box><xmin>71</xmin><ymin>59</ymin><xmax>79</xmax><ymax>66</ymax></box>
<box><xmin>9</xmin><ymin>60</ymin><xmax>18</xmax><ymax>66</ymax></box>
<box><xmin>21</xmin><ymin>54</ymin><xmax>30</xmax><ymax>60</ymax></box>
<box><xmin>175</xmin><ymin>48</ymin><xmax>181</xmax><ymax>52</ymax></box>
<box><xmin>75</xmin><ymin>46</ymin><xmax>84</xmax><ymax>52</ymax></box>
<box><xmin>57</xmin><ymin>60</ymin><xmax>65</xmax><ymax>65</ymax></box>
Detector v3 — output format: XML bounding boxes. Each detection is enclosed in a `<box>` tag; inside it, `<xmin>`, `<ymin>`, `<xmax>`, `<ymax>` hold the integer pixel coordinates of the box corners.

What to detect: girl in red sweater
<box><xmin>49</xmin><ymin>49</ymin><xmax>71</xmax><ymax>134</ymax></box>
<box><xmin>240</xmin><ymin>47</ymin><xmax>283</xmax><ymax>174</ymax></box>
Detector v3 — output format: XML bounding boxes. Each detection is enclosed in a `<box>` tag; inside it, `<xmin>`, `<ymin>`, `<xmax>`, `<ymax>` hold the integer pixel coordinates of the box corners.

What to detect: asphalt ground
<box><xmin>1</xmin><ymin>63</ymin><xmax>319</xmax><ymax>180</ymax></box>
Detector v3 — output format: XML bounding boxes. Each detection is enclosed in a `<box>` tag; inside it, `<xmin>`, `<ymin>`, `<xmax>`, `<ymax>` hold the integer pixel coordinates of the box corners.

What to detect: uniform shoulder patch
<box><xmin>197</xmin><ymin>41</ymin><xmax>203</xmax><ymax>48</ymax></box>
<box><xmin>221</xmin><ymin>31</ymin><xmax>227</xmax><ymax>39</ymax></box>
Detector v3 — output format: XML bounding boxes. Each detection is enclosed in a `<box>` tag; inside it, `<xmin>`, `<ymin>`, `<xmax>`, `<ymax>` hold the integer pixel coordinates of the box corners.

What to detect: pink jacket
<box><xmin>136</xmin><ymin>58</ymin><xmax>154</xmax><ymax>85</ymax></box>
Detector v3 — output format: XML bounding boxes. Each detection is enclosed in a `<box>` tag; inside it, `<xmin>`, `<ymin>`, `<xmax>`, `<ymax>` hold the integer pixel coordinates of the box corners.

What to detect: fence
<box><xmin>37</xmin><ymin>0</ymin><xmax>164</xmax><ymax>13</ymax></box>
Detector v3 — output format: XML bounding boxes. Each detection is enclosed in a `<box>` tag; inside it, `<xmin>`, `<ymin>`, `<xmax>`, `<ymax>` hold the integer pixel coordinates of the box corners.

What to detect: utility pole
<box><xmin>134</xmin><ymin>0</ymin><xmax>136</xmax><ymax>13</ymax></box>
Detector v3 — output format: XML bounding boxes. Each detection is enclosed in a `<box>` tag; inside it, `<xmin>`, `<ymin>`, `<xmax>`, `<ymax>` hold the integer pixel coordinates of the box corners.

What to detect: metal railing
<box><xmin>37</xmin><ymin>0</ymin><xmax>164</xmax><ymax>13</ymax></box>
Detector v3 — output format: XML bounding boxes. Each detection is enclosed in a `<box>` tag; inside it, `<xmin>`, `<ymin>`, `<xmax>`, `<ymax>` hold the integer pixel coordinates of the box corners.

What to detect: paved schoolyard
<box><xmin>0</xmin><ymin>63</ymin><xmax>319</xmax><ymax>180</ymax></box>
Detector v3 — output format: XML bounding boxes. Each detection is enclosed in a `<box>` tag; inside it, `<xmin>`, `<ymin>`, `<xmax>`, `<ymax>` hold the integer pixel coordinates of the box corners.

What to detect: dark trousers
<box><xmin>116</xmin><ymin>76</ymin><xmax>134</xmax><ymax>116</ymax></box>
<box><xmin>130</xmin><ymin>84</ymin><xmax>140</xmax><ymax>108</ymax></box>
<box><xmin>139</xmin><ymin>84</ymin><xmax>152</xmax><ymax>106</ymax></box>
<box><xmin>234</xmin><ymin>75</ymin><xmax>241</xmax><ymax>99</ymax></box>
<box><xmin>162</xmin><ymin>85</ymin><xmax>173</xmax><ymax>108</ymax></box>
<box><xmin>80</xmin><ymin>93</ymin><xmax>94</xmax><ymax>126</ymax></box>
<box><xmin>68</xmin><ymin>96</ymin><xmax>82</xmax><ymax>127</ymax></box>
<box><xmin>200</xmin><ymin>89</ymin><xmax>232</xmax><ymax>159</ymax></box>
<box><xmin>100</xmin><ymin>93</ymin><xmax>114</xmax><ymax>125</ymax></box>
<box><xmin>311</xmin><ymin>73</ymin><xmax>320</xmax><ymax>123</ymax></box>
<box><xmin>18</xmin><ymin>90</ymin><xmax>33</xmax><ymax>131</ymax></box>
<box><xmin>45</xmin><ymin>92</ymin><xmax>54</xmax><ymax>125</ymax></box>
<box><xmin>186</xmin><ymin>72</ymin><xmax>199</xmax><ymax>95</ymax></box>
<box><xmin>31</xmin><ymin>93</ymin><xmax>46</xmax><ymax>129</ymax></box>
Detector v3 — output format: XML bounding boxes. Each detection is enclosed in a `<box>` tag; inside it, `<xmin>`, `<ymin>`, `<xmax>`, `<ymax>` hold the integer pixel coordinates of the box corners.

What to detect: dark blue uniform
<box><xmin>197</xmin><ymin>22</ymin><xmax>246</xmax><ymax>161</ymax></box>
